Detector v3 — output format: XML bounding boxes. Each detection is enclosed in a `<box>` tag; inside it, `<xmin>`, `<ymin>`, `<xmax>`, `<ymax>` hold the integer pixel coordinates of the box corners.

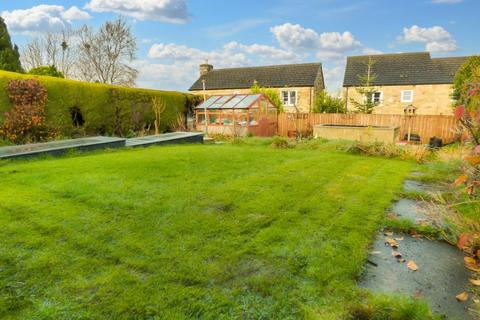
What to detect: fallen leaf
<box><xmin>456</xmin><ymin>292</ymin><xmax>469</xmax><ymax>302</ymax></box>
<box><xmin>465</xmin><ymin>256</ymin><xmax>477</xmax><ymax>267</ymax></box>
<box><xmin>464</xmin><ymin>155</ymin><xmax>480</xmax><ymax>166</ymax></box>
<box><xmin>474</xmin><ymin>299</ymin><xmax>480</xmax><ymax>304</ymax></box>
<box><xmin>458</xmin><ymin>233</ymin><xmax>472</xmax><ymax>251</ymax></box>
<box><xmin>407</xmin><ymin>260</ymin><xmax>419</xmax><ymax>271</ymax></box>
<box><xmin>371</xmin><ymin>251</ymin><xmax>382</xmax><ymax>255</ymax></box>
<box><xmin>384</xmin><ymin>237</ymin><xmax>399</xmax><ymax>249</ymax></box>
<box><xmin>455</xmin><ymin>175</ymin><xmax>468</xmax><ymax>186</ymax></box>
<box><xmin>469</xmin><ymin>279</ymin><xmax>480</xmax><ymax>286</ymax></box>
<box><xmin>392</xmin><ymin>251</ymin><xmax>403</xmax><ymax>259</ymax></box>
<box><xmin>384</xmin><ymin>231</ymin><xmax>393</xmax><ymax>236</ymax></box>
<box><xmin>395</xmin><ymin>237</ymin><xmax>404</xmax><ymax>241</ymax></box>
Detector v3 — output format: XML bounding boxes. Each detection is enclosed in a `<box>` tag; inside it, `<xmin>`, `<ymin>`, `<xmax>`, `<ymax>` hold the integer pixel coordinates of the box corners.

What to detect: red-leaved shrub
<box><xmin>0</xmin><ymin>79</ymin><xmax>56</xmax><ymax>144</ymax></box>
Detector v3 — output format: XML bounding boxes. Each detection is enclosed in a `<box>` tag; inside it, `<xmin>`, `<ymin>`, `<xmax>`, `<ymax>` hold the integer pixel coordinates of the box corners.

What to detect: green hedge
<box><xmin>0</xmin><ymin>70</ymin><xmax>191</xmax><ymax>137</ymax></box>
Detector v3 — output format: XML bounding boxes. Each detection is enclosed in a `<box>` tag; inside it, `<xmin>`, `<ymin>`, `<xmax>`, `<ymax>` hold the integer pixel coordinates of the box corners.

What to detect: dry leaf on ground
<box><xmin>456</xmin><ymin>292</ymin><xmax>469</xmax><ymax>302</ymax></box>
<box><xmin>407</xmin><ymin>260</ymin><xmax>419</xmax><ymax>271</ymax></box>
<box><xmin>395</xmin><ymin>237</ymin><xmax>404</xmax><ymax>241</ymax></box>
<box><xmin>385</xmin><ymin>237</ymin><xmax>399</xmax><ymax>248</ymax></box>
<box><xmin>469</xmin><ymin>279</ymin><xmax>480</xmax><ymax>286</ymax></box>
<box><xmin>392</xmin><ymin>251</ymin><xmax>402</xmax><ymax>259</ymax></box>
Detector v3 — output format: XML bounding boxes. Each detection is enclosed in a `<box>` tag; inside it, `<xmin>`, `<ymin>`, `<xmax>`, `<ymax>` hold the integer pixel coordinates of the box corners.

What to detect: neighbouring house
<box><xmin>189</xmin><ymin>62</ymin><xmax>325</xmax><ymax>113</ymax></box>
<box><xmin>343</xmin><ymin>52</ymin><xmax>468</xmax><ymax>115</ymax></box>
<box><xmin>194</xmin><ymin>94</ymin><xmax>278</xmax><ymax>137</ymax></box>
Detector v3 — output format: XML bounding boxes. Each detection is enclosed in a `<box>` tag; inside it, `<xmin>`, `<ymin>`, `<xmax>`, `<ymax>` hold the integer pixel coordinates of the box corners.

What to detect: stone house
<box><xmin>189</xmin><ymin>62</ymin><xmax>325</xmax><ymax>113</ymax></box>
<box><xmin>343</xmin><ymin>52</ymin><xmax>468</xmax><ymax>115</ymax></box>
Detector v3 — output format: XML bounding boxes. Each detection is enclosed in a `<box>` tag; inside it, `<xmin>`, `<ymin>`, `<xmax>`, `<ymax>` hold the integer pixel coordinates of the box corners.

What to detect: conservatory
<box><xmin>195</xmin><ymin>94</ymin><xmax>278</xmax><ymax>136</ymax></box>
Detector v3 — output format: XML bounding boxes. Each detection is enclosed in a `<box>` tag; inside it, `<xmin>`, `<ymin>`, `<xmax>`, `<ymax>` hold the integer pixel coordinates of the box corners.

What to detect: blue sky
<box><xmin>1</xmin><ymin>0</ymin><xmax>479</xmax><ymax>92</ymax></box>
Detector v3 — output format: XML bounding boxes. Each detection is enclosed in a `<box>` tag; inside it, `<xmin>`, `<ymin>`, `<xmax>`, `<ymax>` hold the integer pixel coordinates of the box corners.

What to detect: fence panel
<box><xmin>277</xmin><ymin>113</ymin><xmax>460</xmax><ymax>144</ymax></box>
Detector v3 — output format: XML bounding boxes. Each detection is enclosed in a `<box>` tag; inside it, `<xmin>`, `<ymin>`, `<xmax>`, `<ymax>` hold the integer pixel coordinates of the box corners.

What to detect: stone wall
<box><xmin>190</xmin><ymin>86</ymin><xmax>315</xmax><ymax>113</ymax></box>
<box><xmin>344</xmin><ymin>84</ymin><xmax>454</xmax><ymax>115</ymax></box>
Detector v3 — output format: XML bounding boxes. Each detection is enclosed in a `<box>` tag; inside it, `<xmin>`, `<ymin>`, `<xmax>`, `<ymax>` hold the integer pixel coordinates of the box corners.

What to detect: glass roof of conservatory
<box><xmin>195</xmin><ymin>94</ymin><xmax>262</xmax><ymax>110</ymax></box>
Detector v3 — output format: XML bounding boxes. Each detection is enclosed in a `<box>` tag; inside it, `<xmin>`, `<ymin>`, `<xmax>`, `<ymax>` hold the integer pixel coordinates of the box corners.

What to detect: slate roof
<box><xmin>189</xmin><ymin>63</ymin><xmax>324</xmax><ymax>91</ymax></box>
<box><xmin>343</xmin><ymin>52</ymin><xmax>468</xmax><ymax>87</ymax></box>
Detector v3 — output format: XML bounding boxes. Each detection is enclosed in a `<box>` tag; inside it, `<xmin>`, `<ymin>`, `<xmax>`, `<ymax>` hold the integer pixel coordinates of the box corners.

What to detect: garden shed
<box><xmin>195</xmin><ymin>94</ymin><xmax>278</xmax><ymax>136</ymax></box>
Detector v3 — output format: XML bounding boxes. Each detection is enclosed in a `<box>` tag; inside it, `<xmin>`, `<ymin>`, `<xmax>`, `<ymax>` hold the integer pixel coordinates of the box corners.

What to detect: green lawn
<box><xmin>0</xmin><ymin>144</ymin><xmax>412</xmax><ymax>319</ymax></box>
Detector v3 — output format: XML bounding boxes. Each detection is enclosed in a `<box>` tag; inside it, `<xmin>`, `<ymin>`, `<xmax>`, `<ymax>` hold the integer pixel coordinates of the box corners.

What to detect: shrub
<box><xmin>1</xmin><ymin>79</ymin><xmax>57</xmax><ymax>144</ymax></box>
<box><xmin>0</xmin><ymin>70</ymin><xmax>189</xmax><ymax>138</ymax></box>
<box><xmin>28</xmin><ymin>65</ymin><xmax>65</xmax><ymax>78</ymax></box>
<box><xmin>270</xmin><ymin>136</ymin><xmax>294</xmax><ymax>149</ymax></box>
<box><xmin>251</xmin><ymin>82</ymin><xmax>283</xmax><ymax>112</ymax></box>
<box><xmin>313</xmin><ymin>90</ymin><xmax>346</xmax><ymax>113</ymax></box>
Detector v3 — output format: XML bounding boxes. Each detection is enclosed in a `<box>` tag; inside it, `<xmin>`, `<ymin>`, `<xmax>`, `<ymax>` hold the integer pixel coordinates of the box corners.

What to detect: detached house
<box><xmin>343</xmin><ymin>52</ymin><xmax>468</xmax><ymax>115</ymax></box>
<box><xmin>189</xmin><ymin>62</ymin><xmax>325</xmax><ymax>113</ymax></box>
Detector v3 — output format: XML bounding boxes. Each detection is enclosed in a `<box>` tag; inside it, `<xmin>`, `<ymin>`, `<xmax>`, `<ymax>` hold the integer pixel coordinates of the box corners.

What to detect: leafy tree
<box><xmin>313</xmin><ymin>90</ymin><xmax>346</xmax><ymax>113</ymax></box>
<box><xmin>453</xmin><ymin>56</ymin><xmax>480</xmax><ymax>104</ymax></box>
<box><xmin>251</xmin><ymin>81</ymin><xmax>284</xmax><ymax>112</ymax></box>
<box><xmin>28</xmin><ymin>65</ymin><xmax>65</xmax><ymax>78</ymax></box>
<box><xmin>350</xmin><ymin>56</ymin><xmax>378</xmax><ymax>114</ymax></box>
<box><xmin>0</xmin><ymin>17</ymin><xmax>22</xmax><ymax>72</ymax></box>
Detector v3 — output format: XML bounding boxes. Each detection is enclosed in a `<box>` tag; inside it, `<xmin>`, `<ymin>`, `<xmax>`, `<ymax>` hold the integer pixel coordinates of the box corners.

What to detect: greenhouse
<box><xmin>195</xmin><ymin>94</ymin><xmax>278</xmax><ymax>136</ymax></box>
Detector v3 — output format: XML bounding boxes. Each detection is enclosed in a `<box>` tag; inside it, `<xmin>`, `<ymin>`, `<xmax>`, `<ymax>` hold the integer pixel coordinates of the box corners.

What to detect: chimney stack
<box><xmin>199</xmin><ymin>60</ymin><xmax>213</xmax><ymax>76</ymax></box>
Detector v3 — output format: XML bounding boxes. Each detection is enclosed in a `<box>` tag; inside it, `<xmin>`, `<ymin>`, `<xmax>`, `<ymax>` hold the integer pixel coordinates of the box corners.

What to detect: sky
<box><xmin>1</xmin><ymin>0</ymin><xmax>479</xmax><ymax>93</ymax></box>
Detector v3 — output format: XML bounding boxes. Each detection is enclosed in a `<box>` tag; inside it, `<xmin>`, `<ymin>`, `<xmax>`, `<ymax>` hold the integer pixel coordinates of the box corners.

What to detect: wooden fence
<box><xmin>277</xmin><ymin>113</ymin><xmax>461</xmax><ymax>144</ymax></box>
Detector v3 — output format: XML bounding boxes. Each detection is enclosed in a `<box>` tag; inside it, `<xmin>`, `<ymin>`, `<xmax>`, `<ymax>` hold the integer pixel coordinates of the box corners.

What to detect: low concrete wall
<box><xmin>313</xmin><ymin>124</ymin><xmax>400</xmax><ymax>144</ymax></box>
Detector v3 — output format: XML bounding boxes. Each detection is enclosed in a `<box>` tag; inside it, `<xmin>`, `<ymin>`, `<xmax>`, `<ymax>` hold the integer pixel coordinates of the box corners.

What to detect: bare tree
<box><xmin>78</xmin><ymin>17</ymin><xmax>138</xmax><ymax>86</ymax></box>
<box><xmin>21</xmin><ymin>29</ymin><xmax>80</xmax><ymax>79</ymax></box>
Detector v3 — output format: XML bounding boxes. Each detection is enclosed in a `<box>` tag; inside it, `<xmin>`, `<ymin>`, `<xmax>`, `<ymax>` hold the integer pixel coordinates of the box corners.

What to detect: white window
<box><xmin>365</xmin><ymin>91</ymin><xmax>383</xmax><ymax>105</ymax></box>
<box><xmin>401</xmin><ymin>90</ymin><xmax>414</xmax><ymax>103</ymax></box>
<box><xmin>281</xmin><ymin>90</ymin><xmax>297</xmax><ymax>106</ymax></box>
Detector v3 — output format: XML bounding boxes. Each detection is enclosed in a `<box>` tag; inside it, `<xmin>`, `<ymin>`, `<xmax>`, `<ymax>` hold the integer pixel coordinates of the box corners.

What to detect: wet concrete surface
<box><xmin>404</xmin><ymin>179</ymin><xmax>444</xmax><ymax>194</ymax></box>
<box><xmin>361</xmin><ymin>232</ymin><xmax>475</xmax><ymax>319</ymax></box>
<box><xmin>391</xmin><ymin>199</ymin><xmax>431</xmax><ymax>225</ymax></box>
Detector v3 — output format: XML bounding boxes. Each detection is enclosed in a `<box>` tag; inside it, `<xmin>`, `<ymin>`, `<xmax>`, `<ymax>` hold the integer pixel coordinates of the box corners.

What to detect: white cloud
<box><xmin>62</xmin><ymin>6</ymin><xmax>92</xmax><ymax>21</ymax></box>
<box><xmin>142</xmin><ymin>41</ymin><xmax>305</xmax><ymax>91</ymax></box>
<box><xmin>431</xmin><ymin>0</ymin><xmax>463</xmax><ymax>3</ymax></box>
<box><xmin>1</xmin><ymin>5</ymin><xmax>91</xmax><ymax>33</ymax></box>
<box><xmin>362</xmin><ymin>48</ymin><xmax>383</xmax><ymax>55</ymax></box>
<box><xmin>84</xmin><ymin>0</ymin><xmax>188</xmax><ymax>23</ymax></box>
<box><xmin>323</xmin><ymin>65</ymin><xmax>346</xmax><ymax>92</ymax></box>
<box><xmin>270</xmin><ymin>23</ymin><xmax>320</xmax><ymax>50</ymax></box>
<box><xmin>270</xmin><ymin>23</ymin><xmax>361</xmax><ymax>53</ymax></box>
<box><xmin>399</xmin><ymin>25</ymin><xmax>458</xmax><ymax>53</ymax></box>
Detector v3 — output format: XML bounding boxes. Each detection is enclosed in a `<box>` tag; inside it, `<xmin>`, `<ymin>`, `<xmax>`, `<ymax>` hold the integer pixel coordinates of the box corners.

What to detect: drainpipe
<box><xmin>202</xmin><ymin>79</ymin><xmax>208</xmax><ymax>137</ymax></box>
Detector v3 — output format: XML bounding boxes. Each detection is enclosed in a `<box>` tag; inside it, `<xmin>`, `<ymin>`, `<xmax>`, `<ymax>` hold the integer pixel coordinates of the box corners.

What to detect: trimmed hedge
<box><xmin>0</xmin><ymin>70</ymin><xmax>191</xmax><ymax>137</ymax></box>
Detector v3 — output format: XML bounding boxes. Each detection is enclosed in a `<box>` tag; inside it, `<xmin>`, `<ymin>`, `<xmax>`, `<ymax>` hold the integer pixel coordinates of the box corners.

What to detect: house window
<box><xmin>401</xmin><ymin>90</ymin><xmax>414</xmax><ymax>103</ymax></box>
<box><xmin>281</xmin><ymin>90</ymin><xmax>297</xmax><ymax>106</ymax></box>
<box><xmin>365</xmin><ymin>91</ymin><xmax>383</xmax><ymax>105</ymax></box>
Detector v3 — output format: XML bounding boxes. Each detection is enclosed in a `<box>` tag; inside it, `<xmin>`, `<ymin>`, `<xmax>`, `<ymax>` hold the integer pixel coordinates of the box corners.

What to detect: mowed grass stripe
<box><xmin>0</xmin><ymin>144</ymin><xmax>411</xmax><ymax>319</ymax></box>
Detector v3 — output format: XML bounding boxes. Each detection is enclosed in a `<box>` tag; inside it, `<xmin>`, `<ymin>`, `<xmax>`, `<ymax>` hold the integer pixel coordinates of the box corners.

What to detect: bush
<box><xmin>453</xmin><ymin>56</ymin><xmax>480</xmax><ymax>104</ymax></box>
<box><xmin>313</xmin><ymin>90</ymin><xmax>346</xmax><ymax>113</ymax></box>
<box><xmin>251</xmin><ymin>82</ymin><xmax>283</xmax><ymax>112</ymax></box>
<box><xmin>270</xmin><ymin>136</ymin><xmax>293</xmax><ymax>149</ymax></box>
<box><xmin>28</xmin><ymin>65</ymin><xmax>64</xmax><ymax>78</ymax></box>
<box><xmin>0</xmin><ymin>70</ymin><xmax>189</xmax><ymax>139</ymax></box>
<box><xmin>1</xmin><ymin>79</ymin><xmax>57</xmax><ymax>144</ymax></box>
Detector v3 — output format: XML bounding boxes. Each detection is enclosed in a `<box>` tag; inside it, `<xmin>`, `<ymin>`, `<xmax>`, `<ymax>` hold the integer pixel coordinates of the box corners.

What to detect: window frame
<box><xmin>400</xmin><ymin>90</ymin><xmax>414</xmax><ymax>103</ymax></box>
<box><xmin>364</xmin><ymin>91</ymin><xmax>383</xmax><ymax>105</ymax></box>
<box><xmin>281</xmin><ymin>90</ymin><xmax>298</xmax><ymax>107</ymax></box>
